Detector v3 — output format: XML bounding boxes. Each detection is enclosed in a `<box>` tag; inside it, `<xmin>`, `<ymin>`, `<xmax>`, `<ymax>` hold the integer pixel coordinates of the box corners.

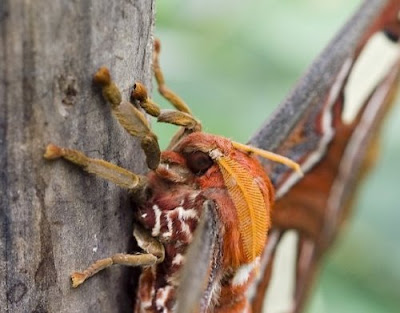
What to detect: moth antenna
<box><xmin>153</xmin><ymin>38</ymin><xmax>193</xmax><ymax>115</ymax></box>
<box><xmin>231</xmin><ymin>141</ymin><xmax>303</xmax><ymax>175</ymax></box>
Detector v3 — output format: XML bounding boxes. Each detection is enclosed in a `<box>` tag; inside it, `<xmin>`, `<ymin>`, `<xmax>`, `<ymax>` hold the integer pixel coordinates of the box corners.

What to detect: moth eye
<box><xmin>185</xmin><ymin>151</ymin><xmax>213</xmax><ymax>175</ymax></box>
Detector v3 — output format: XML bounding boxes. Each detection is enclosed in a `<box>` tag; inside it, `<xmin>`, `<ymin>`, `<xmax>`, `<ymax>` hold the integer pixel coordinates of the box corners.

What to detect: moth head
<box><xmin>153</xmin><ymin>132</ymin><xmax>229</xmax><ymax>183</ymax></box>
<box><xmin>169</xmin><ymin>132</ymin><xmax>275</xmax><ymax>266</ymax></box>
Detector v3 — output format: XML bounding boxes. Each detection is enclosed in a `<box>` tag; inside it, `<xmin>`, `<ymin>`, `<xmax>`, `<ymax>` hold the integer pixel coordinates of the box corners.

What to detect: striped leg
<box><xmin>71</xmin><ymin>253</ymin><xmax>158</xmax><ymax>287</ymax></box>
<box><xmin>44</xmin><ymin>144</ymin><xmax>146</xmax><ymax>192</ymax></box>
<box><xmin>93</xmin><ymin>67</ymin><xmax>161</xmax><ymax>170</ymax></box>
<box><xmin>71</xmin><ymin>225</ymin><xmax>164</xmax><ymax>287</ymax></box>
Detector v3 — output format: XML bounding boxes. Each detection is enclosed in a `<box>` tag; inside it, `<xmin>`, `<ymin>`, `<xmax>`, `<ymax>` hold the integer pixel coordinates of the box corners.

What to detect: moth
<box><xmin>43</xmin><ymin>0</ymin><xmax>400</xmax><ymax>312</ymax></box>
<box><xmin>44</xmin><ymin>38</ymin><xmax>301</xmax><ymax>312</ymax></box>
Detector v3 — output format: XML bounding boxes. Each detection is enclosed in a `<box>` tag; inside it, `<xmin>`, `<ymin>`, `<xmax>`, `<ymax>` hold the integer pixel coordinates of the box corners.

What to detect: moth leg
<box><xmin>93</xmin><ymin>67</ymin><xmax>160</xmax><ymax>170</ymax></box>
<box><xmin>131</xmin><ymin>81</ymin><xmax>201</xmax><ymax>133</ymax></box>
<box><xmin>152</xmin><ymin>38</ymin><xmax>192</xmax><ymax>115</ymax></box>
<box><xmin>133</xmin><ymin>224</ymin><xmax>165</xmax><ymax>261</ymax></box>
<box><xmin>71</xmin><ymin>253</ymin><xmax>158</xmax><ymax>288</ymax></box>
<box><xmin>130</xmin><ymin>39</ymin><xmax>202</xmax><ymax>140</ymax></box>
<box><xmin>44</xmin><ymin>144</ymin><xmax>147</xmax><ymax>191</ymax></box>
<box><xmin>71</xmin><ymin>225</ymin><xmax>164</xmax><ymax>288</ymax></box>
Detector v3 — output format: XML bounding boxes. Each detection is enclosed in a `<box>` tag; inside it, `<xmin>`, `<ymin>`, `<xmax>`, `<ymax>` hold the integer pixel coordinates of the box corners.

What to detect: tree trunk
<box><xmin>0</xmin><ymin>1</ymin><xmax>154</xmax><ymax>312</ymax></box>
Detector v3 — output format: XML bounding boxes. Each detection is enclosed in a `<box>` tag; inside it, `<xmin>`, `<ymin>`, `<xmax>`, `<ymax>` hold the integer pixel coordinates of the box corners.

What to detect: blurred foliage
<box><xmin>153</xmin><ymin>1</ymin><xmax>400</xmax><ymax>312</ymax></box>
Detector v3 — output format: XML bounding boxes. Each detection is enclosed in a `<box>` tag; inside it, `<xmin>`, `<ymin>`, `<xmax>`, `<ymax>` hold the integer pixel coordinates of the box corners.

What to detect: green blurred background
<box><xmin>153</xmin><ymin>1</ymin><xmax>400</xmax><ymax>312</ymax></box>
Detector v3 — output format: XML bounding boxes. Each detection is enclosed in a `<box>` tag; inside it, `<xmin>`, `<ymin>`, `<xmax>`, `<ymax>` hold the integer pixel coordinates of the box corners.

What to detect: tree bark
<box><xmin>0</xmin><ymin>1</ymin><xmax>154</xmax><ymax>312</ymax></box>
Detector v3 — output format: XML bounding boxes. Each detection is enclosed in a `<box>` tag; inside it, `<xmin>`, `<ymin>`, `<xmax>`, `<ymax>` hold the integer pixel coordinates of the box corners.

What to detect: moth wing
<box><xmin>248</xmin><ymin>1</ymin><xmax>400</xmax><ymax>312</ymax></box>
<box><xmin>175</xmin><ymin>200</ymin><xmax>222</xmax><ymax>313</ymax></box>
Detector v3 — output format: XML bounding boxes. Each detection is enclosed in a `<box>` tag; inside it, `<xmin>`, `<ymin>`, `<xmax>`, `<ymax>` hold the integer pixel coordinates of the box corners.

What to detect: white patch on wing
<box><xmin>232</xmin><ymin>258</ymin><xmax>259</xmax><ymax>286</ymax></box>
<box><xmin>263</xmin><ymin>231</ymin><xmax>298</xmax><ymax>313</ymax></box>
<box><xmin>343</xmin><ymin>32</ymin><xmax>400</xmax><ymax>124</ymax></box>
<box><xmin>152</xmin><ymin>205</ymin><xmax>162</xmax><ymax>236</ymax></box>
<box><xmin>325</xmin><ymin>60</ymin><xmax>398</xmax><ymax>239</ymax></box>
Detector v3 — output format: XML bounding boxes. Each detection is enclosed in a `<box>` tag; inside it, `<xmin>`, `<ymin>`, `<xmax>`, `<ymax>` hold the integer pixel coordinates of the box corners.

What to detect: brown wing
<box><xmin>248</xmin><ymin>1</ymin><xmax>400</xmax><ymax>312</ymax></box>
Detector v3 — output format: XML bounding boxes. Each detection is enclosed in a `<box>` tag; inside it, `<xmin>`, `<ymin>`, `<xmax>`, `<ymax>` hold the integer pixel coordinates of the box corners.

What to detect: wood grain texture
<box><xmin>0</xmin><ymin>1</ymin><xmax>154</xmax><ymax>312</ymax></box>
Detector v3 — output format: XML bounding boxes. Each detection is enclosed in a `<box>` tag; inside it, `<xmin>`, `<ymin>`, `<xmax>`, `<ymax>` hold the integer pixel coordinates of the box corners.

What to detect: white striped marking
<box><xmin>343</xmin><ymin>32</ymin><xmax>400</xmax><ymax>124</ymax></box>
<box><xmin>163</xmin><ymin>214</ymin><xmax>173</xmax><ymax>238</ymax></box>
<box><xmin>152</xmin><ymin>205</ymin><xmax>162</xmax><ymax>236</ymax></box>
<box><xmin>175</xmin><ymin>206</ymin><xmax>199</xmax><ymax>241</ymax></box>
<box><xmin>175</xmin><ymin>206</ymin><xmax>199</xmax><ymax>220</ymax></box>
<box><xmin>263</xmin><ymin>231</ymin><xmax>298</xmax><ymax>313</ymax></box>
<box><xmin>277</xmin><ymin>58</ymin><xmax>352</xmax><ymax>198</ymax></box>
